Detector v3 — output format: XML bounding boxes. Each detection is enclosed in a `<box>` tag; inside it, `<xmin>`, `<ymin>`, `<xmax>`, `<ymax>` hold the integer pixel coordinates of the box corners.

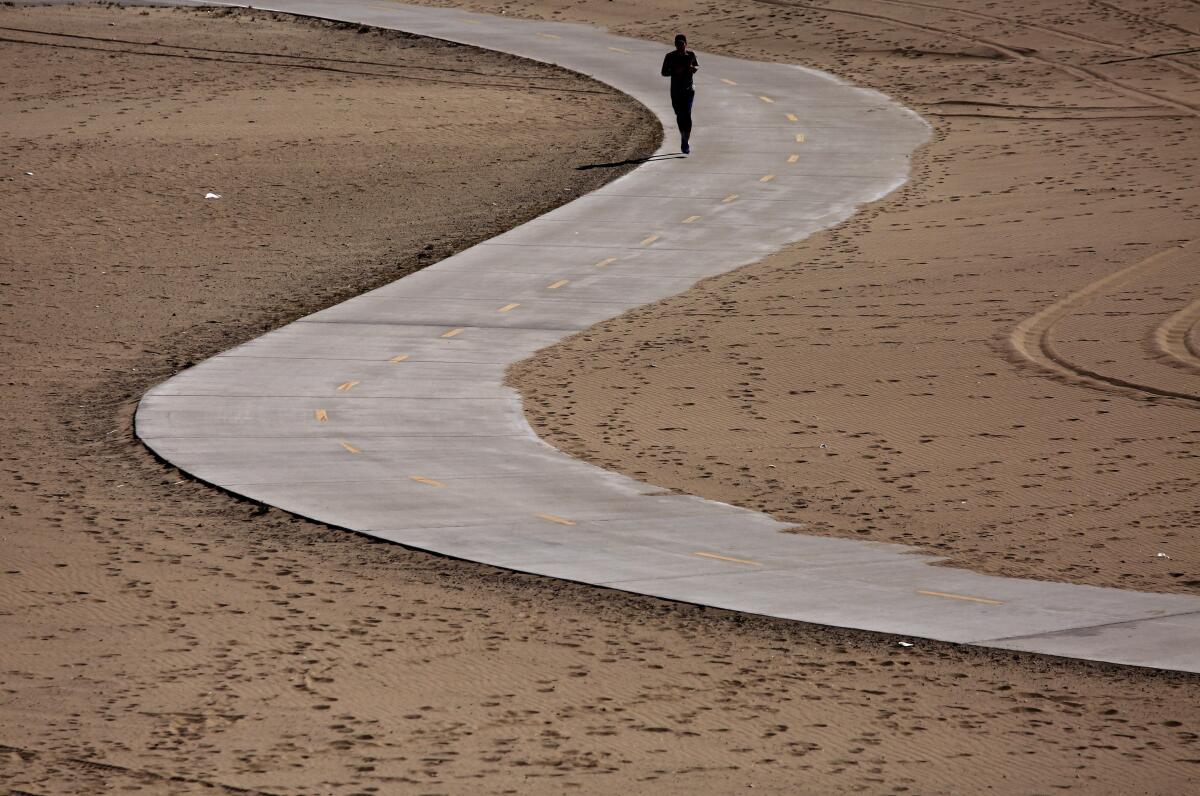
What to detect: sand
<box><xmin>1</xmin><ymin>2</ymin><xmax>1197</xmax><ymax>795</ymax></box>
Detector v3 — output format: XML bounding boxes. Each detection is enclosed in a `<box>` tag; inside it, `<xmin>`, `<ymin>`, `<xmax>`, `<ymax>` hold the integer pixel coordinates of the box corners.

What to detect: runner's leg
<box><xmin>683</xmin><ymin>89</ymin><xmax>694</xmax><ymax>150</ymax></box>
<box><xmin>672</xmin><ymin>89</ymin><xmax>694</xmax><ymax>153</ymax></box>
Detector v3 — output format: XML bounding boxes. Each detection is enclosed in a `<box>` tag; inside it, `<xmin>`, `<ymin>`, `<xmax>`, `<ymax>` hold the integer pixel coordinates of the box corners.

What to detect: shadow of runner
<box><xmin>577</xmin><ymin>153</ymin><xmax>688</xmax><ymax>170</ymax></box>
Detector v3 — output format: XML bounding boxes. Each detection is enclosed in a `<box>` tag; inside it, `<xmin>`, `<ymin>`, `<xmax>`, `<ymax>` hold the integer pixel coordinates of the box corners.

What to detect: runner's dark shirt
<box><xmin>661</xmin><ymin>50</ymin><xmax>699</xmax><ymax>92</ymax></box>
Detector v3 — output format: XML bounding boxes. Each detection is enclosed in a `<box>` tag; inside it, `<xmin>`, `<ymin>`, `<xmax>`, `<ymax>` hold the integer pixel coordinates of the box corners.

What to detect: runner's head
<box><xmin>674</xmin><ymin>34</ymin><xmax>687</xmax><ymax>52</ymax></box>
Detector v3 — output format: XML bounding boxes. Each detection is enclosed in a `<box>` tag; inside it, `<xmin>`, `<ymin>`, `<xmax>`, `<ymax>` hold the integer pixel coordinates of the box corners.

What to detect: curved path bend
<box><xmin>137</xmin><ymin>0</ymin><xmax>1200</xmax><ymax>673</ymax></box>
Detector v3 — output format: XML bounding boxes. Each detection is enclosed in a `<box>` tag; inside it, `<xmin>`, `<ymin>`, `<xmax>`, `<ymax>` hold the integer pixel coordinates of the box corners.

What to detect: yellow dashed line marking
<box><xmin>441</xmin><ymin>327</ymin><xmax>465</xmax><ymax>338</ymax></box>
<box><xmin>759</xmin><ymin>95</ymin><xmax>775</xmax><ymax>104</ymax></box>
<box><xmin>795</xmin><ymin>133</ymin><xmax>806</xmax><ymax>143</ymax></box>
<box><xmin>546</xmin><ymin>279</ymin><xmax>569</xmax><ymax>290</ymax></box>
<box><xmin>722</xmin><ymin>194</ymin><xmax>739</xmax><ymax>204</ymax></box>
<box><xmin>536</xmin><ymin>32</ymin><xmax>561</xmax><ymax>39</ymax></box>
<box><xmin>682</xmin><ymin>215</ymin><xmax>701</xmax><ymax>224</ymax></box>
<box><xmin>917</xmin><ymin>589</ymin><xmax>1004</xmax><ymax>606</ymax></box>
<box><xmin>340</xmin><ymin>441</ymin><xmax>361</xmax><ymax>454</ymax></box>
<box><xmin>608</xmin><ymin>46</ymin><xmax>631</xmax><ymax>53</ymax></box>
<box><xmin>536</xmin><ymin>512</ymin><xmax>576</xmax><ymax>526</ymax></box>
<box><xmin>314</xmin><ymin>409</ymin><xmax>328</xmax><ymax>422</ymax></box>
<box><xmin>389</xmin><ymin>354</ymin><xmax>410</xmax><ymax>363</ymax></box>
<box><xmin>721</xmin><ymin>78</ymin><xmax>737</xmax><ymax>85</ymax></box>
<box><xmin>788</xmin><ymin>154</ymin><xmax>800</xmax><ymax>164</ymax></box>
<box><xmin>410</xmin><ymin>475</ymin><xmax>446</xmax><ymax>488</ymax></box>
<box><xmin>336</xmin><ymin>380</ymin><xmax>360</xmax><ymax>392</ymax></box>
<box><xmin>786</xmin><ymin>113</ymin><xmax>799</xmax><ymax>122</ymax></box>
<box><xmin>641</xmin><ymin>234</ymin><xmax>660</xmax><ymax>246</ymax></box>
<box><xmin>759</xmin><ymin>174</ymin><xmax>775</xmax><ymax>183</ymax></box>
<box><xmin>498</xmin><ymin>302</ymin><xmax>521</xmax><ymax>313</ymax></box>
<box><xmin>694</xmin><ymin>551</ymin><xmax>762</xmax><ymax>566</ymax></box>
<box><xmin>595</xmin><ymin>256</ymin><xmax>619</xmax><ymax>268</ymax></box>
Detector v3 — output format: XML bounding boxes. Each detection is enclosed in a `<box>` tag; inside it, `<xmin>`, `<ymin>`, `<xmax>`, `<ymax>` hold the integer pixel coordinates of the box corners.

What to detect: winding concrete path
<box><xmin>137</xmin><ymin>0</ymin><xmax>1200</xmax><ymax>673</ymax></box>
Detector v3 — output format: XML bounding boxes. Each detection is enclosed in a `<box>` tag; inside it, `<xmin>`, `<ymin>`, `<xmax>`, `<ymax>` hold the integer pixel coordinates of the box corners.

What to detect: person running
<box><xmin>661</xmin><ymin>34</ymin><xmax>699</xmax><ymax>154</ymax></box>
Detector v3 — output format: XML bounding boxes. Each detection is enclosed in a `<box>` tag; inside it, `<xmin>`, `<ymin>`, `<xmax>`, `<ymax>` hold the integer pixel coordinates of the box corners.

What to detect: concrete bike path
<box><xmin>136</xmin><ymin>0</ymin><xmax>1200</xmax><ymax>673</ymax></box>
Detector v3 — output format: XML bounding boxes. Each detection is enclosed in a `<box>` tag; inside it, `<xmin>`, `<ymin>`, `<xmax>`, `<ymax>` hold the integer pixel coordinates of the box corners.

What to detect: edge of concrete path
<box><xmin>132</xmin><ymin>0</ymin><xmax>1200</xmax><ymax>674</ymax></box>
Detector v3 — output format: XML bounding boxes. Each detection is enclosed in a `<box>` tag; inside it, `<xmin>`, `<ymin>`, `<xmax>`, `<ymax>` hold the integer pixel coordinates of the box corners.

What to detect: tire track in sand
<box><xmin>1009</xmin><ymin>244</ymin><xmax>1200</xmax><ymax>403</ymax></box>
<box><xmin>1153</xmin><ymin>295</ymin><xmax>1200</xmax><ymax>373</ymax></box>
<box><xmin>756</xmin><ymin>0</ymin><xmax>1200</xmax><ymax>116</ymax></box>
<box><xmin>868</xmin><ymin>0</ymin><xmax>1200</xmax><ymax>80</ymax></box>
<box><xmin>0</xmin><ymin>742</ymin><xmax>280</xmax><ymax>795</ymax></box>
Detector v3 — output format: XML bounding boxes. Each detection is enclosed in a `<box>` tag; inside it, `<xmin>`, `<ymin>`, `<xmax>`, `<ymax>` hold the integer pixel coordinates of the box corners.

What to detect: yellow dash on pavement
<box><xmin>546</xmin><ymin>279</ymin><xmax>569</xmax><ymax>290</ymax></box>
<box><xmin>336</xmin><ymin>380</ymin><xmax>360</xmax><ymax>392</ymax></box>
<box><xmin>608</xmin><ymin>46</ymin><xmax>631</xmax><ymax>53</ymax></box>
<box><xmin>682</xmin><ymin>215</ymin><xmax>701</xmax><ymax>224</ymax></box>
<box><xmin>694</xmin><ymin>551</ymin><xmax>762</xmax><ymax>566</ymax></box>
<box><xmin>536</xmin><ymin>32</ymin><xmax>561</xmax><ymax>39</ymax></box>
<box><xmin>389</xmin><ymin>354</ymin><xmax>410</xmax><ymax>363</ymax></box>
<box><xmin>788</xmin><ymin>154</ymin><xmax>800</xmax><ymax>163</ymax></box>
<box><xmin>314</xmin><ymin>409</ymin><xmax>328</xmax><ymax>422</ymax></box>
<box><xmin>786</xmin><ymin>113</ymin><xmax>799</xmax><ymax>122</ymax></box>
<box><xmin>410</xmin><ymin>475</ymin><xmax>446</xmax><ymax>488</ymax></box>
<box><xmin>795</xmin><ymin>133</ymin><xmax>806</xmax><ymax>143</ymax></box>
<box><xmin>759</xmin><ymin>95</ymin><xmax>775</xmax><ymax>103</ymax></box>
<box><xmin>536</xmin><ymin>512</ymin><xmax>576</xmax><ymax>526</ymax></box>
<box><xmin>340</xmin><ymin>441</ymin><xmax>361</xmax><ymax>454</ymax></box>
<box><xmin>498</xmin><ymin>302</ymin><xmax>520</xmax><ymax>313</ymax></box>
<box><xmin>722</xmin><ymin>194</ymin><xmax>739</xmax><ymax>204</ymax></box>
<box><xmin>917</xmin><ymin>589</ymin><xmax>1004</xmax><ymax>606</ymax></box>
<box><xmin>759</xmin><ymin>174</ymin><xmax>776</xmax><ymax>183</ymax></box>
<box><xmin>721</xmin><ymin>78</ymin><xmax>737</xmax><ymax>85</ymax></box>
<box><xmin>641</xmin><ymin>234</ymin><xmax>660</xmax><ymax>246</ymax></box>
<box><xmin>595</xmin><ymin>256</ymin><xmax>619</xmax><ymax>268</ymax></box>
<box><xmin>441</xmin><ymin>327</ymin><xmax>465</xmax><ymax>338</ymax></box>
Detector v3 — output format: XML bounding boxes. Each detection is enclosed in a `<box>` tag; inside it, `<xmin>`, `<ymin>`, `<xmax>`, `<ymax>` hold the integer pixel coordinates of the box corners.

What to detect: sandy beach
<box><xmin>2</xmin><ymin>2</ymin><xmax>1198</xmax><ymax>794</ymax></box>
